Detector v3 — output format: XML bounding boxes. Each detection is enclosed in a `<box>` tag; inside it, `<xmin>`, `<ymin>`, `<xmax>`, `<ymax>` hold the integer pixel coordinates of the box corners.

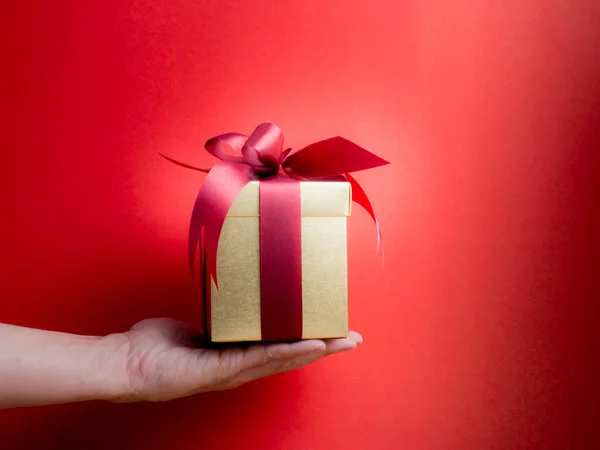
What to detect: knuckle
<box><xmin>262</xmin><ymin>349</ymin><xmax>277</xmax><ymax>364</ymax></box>
<box><xmin>281</xmin><ymin>360</ymin><xmax>302</xmax><ymax>372</ymax></box>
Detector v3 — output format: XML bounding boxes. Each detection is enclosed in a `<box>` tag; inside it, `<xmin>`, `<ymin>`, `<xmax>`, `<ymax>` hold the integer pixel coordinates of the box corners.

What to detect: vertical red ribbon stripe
<box><xmin>259</xmin><ymin>176</ymin><xmax>303</xmax><ymax>341</ymax></box>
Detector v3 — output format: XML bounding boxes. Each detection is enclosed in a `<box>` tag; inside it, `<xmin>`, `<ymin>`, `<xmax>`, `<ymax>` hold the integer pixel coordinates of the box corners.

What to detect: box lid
<box><xmin>227</xmin><ymin>181</ymin><xmax>351</xmax><ymax>217</ymax></box>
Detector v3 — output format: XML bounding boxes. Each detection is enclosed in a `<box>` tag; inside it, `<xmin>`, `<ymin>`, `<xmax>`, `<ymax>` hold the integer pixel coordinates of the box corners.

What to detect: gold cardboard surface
<box><xmin>210</xmin><ymin>181</ymin><xmax>350</xmax><ymax>342</ymax></box>
<box><xmin>211</xmin><ymin>216</ymin><xmax>262</xmax><ymax>342</ymax></box>
<box><xmin>301</xmin><ymin>216</ymin><xmax>348</xmax><ymax>339</ymax></box>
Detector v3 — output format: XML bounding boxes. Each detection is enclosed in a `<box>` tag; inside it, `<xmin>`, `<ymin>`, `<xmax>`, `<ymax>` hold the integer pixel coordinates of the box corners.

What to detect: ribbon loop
<box><xmin>243</xmin><ymin>123</ymin><xmax>285</xmax><ymax>174</ymax></box>
<box><xmin>204</xmin><ymin>133</ymin><xmax>247</xmax><ymax>163</ymax></box>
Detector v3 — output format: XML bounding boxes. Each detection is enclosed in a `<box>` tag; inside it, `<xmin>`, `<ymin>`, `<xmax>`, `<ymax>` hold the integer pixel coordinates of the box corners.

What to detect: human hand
<box><xmin>109</xmin><ymin>318</ymin><xmax>362</xmax><ymax>402</ymax></box>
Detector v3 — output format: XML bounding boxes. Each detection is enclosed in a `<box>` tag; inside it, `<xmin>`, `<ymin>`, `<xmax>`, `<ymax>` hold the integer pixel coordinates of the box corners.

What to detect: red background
<box><xmin>2</xmin><ymin>1</ymin><xmax>600</xmax><ymax>449</ymax></box>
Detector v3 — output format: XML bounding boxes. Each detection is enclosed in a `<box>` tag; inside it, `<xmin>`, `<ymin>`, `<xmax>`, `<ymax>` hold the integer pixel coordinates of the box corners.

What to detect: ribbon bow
<box><xmin>160</xmin><ymin>123</ymin><xmax>389</xmax><ymax>287</ymax></box>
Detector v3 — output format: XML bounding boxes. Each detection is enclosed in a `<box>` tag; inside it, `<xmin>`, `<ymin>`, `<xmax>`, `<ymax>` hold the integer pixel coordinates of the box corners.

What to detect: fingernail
<box><xmin>349</xmin><ymin>331</ymin><xmax>363</xmax><ymax>344</ymax></box>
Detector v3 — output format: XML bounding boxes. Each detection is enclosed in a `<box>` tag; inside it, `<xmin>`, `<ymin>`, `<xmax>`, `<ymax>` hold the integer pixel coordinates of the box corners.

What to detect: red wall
<box><xmin>2</xmin><ymin>1</ymin><xmax>599</xmax><ymax>449</ymax></box>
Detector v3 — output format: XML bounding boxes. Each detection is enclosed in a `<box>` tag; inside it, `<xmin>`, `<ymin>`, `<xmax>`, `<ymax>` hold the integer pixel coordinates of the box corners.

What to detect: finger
<box><xmin>217</xmin><ymin>332</ymin><xmax>363</xmax><ymax>389</ymax></box>
<box><xmin>280</xmin><ymin>331</ymin><xmax>363</xmax><ymax>371</ymax></box>
<box><xmin>229</xmin><ymin>331</ymin><xmax>362</xmax><ymax>377</ymax></box>
<box><xmin>211</xmin><ymin>340</ymin><xmax>327</xmax><ymax>389</ymax></box>
<box><xmin>215</xmin><ymin>347</ymin><xmax>323</xmax><ymax>390</ymax></box>
<box><xmin>323</xmin><ymin>330</ymin><xmax>363</xmax><ymax>355</ymax></box>
<box><xmin>232</xmin><ymin>339</ymin><xmax>327</xmax><ymax>373</ymax></box>
<box><xmin>279</xmin><ymin>349</ymin><xmax>328</xmax><ymax>372</ymax></box>
<box><xmin>188</xmin><ymin>332</ymin><xmax>363</xmax><ymax>392</ymax></box>
<box><xmin>179</xmin><ymin>339</ymin><xmax>327</xmax><ymax>392</ymax></box>
<box><xmin>349</xmin><ymin>330</ymin><xmax>364</xmax><ymax>344</ymax></box>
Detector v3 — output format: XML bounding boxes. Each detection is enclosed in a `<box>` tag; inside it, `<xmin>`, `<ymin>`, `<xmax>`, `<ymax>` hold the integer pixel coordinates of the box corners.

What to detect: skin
<box><xmin>0</xmin><ymin>319</ymin><xmax>362</xmax><ymax>408</ymax></box>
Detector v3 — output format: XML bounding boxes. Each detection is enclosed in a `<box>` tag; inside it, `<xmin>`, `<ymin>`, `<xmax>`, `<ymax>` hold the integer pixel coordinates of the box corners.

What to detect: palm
<box><xmin>115</xmin><ymin>318</ymin><xmax>361</xmax><ymax>402</ymax></box>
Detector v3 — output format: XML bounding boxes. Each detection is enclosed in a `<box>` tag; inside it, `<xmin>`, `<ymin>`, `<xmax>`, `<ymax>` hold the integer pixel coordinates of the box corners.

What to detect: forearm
<box><xmin>0</xmin><ymin>323</ymin><xmax>129</xmax><ymax>408</ymax></box>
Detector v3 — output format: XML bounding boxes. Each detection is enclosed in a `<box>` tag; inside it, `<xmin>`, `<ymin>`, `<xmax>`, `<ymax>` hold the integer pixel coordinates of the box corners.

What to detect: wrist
<box><xmin>0</xmin><ymin>324</ymin><xmax>134</xmax><ymax>408</ymax></box>
<box><xmin>16</xmin><ymin>331</ymin><xmax>134</xmax><ymax>405</ymax></box>
<box><xmin>94</xmin><ymin>333</ymin><xmax>134</xmax><ymax>402</ymax></box>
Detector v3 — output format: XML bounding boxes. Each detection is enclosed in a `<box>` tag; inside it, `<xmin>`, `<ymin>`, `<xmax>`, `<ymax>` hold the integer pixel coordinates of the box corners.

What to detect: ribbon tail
<box><xmin>188</xmin><ymin>188</ymin><xmax>207</xmax><ymax>279</ymax></box>
<box><xmin>188</xmin><ymin>161</ymin><xmax>258</xmax><ymax>288</ymax></box>
<box><xmin>344</xmin><ymin>173</ymin><xmax>383</xmax><ymax>263</ymax></box>
<box><xmin>159</xmin><ymin>153</ymin><xmax>211</xmax><ymax>173</ymax></box>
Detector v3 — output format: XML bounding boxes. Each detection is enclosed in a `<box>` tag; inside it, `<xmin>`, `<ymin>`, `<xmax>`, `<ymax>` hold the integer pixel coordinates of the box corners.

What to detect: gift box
<box><xmin>208</xmin><ymin>180</ymin><xmax>351</xmax><ymax>342</ymax></box>
<box><xmin>162</xmin><ymin>123</ymin><xmax>388</xmax><ymax>343</ymax></box>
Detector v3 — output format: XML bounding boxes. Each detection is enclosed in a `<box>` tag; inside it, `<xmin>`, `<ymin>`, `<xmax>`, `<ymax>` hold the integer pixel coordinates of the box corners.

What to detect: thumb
<box><xmin>130</xmin><ymin>318</ymin><xmax>195</xmax><ymax>344</ymax></box>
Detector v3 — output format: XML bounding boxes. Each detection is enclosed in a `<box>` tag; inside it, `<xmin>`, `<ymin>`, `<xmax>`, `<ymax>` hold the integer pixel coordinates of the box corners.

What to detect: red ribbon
<box><xmin>161</xmin><ymin>123</ymin><xmax>388</xmax><ymax>341</ymax></box>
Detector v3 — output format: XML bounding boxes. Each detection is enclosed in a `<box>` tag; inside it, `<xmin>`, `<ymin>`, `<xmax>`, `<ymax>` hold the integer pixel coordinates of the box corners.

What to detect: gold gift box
<box><xmin>208</xmin><ymin>181</ymin><xmax>351</xmax><ymax>342</ymax></box>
